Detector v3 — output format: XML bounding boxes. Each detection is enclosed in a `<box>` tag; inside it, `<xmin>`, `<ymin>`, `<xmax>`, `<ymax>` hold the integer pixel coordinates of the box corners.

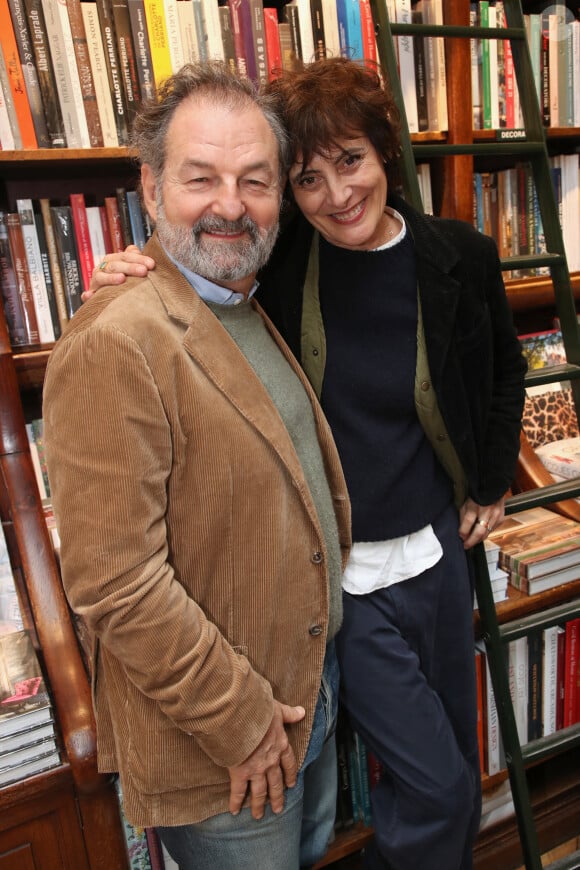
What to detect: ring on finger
<box><xmin>99</xmin><ymin>260</ymin><xmax>108</xmax><ymax>271</ymax></box>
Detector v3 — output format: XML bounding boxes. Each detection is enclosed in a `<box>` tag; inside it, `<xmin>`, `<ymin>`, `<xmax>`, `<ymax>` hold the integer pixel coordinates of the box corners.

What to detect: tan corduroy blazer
<box><xmin>43</xmin><ymin>233</ymin><xmax>351</xmax><ymax>828</ymax></box>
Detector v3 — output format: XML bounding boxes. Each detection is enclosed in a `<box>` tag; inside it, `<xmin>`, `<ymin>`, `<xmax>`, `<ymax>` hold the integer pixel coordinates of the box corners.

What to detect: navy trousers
<box><xmin>335</xmin><ymin>503</ymin><xmax>481</xmax><ymax>870</ymax></box>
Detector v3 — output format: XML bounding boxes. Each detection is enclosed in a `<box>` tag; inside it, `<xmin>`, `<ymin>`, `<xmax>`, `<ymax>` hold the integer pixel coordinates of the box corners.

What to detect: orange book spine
<box><xmin>0</xmin><ymin>0</ymin><xmax>38</xmax><ymax>147</ymax></box>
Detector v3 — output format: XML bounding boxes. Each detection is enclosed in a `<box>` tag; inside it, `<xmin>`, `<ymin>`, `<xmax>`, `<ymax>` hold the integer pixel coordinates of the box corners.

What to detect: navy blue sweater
<box><xmin>318</xmin><ymin>233</ymin><xmax>452</xmax><ymax>541</ymax></box>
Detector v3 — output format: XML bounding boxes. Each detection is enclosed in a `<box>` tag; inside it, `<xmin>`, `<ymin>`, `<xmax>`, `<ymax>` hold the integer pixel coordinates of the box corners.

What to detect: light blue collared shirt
<box><xmin>163</xmin><ymin>244</ymin><xmax>259</xmax><ymax>306</ymax></box>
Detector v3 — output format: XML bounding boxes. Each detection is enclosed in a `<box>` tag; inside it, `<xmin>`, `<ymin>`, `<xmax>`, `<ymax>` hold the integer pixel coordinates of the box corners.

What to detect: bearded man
<box><xmin>43</xmin><ymin>62</ymin><xmax>351</xmax><ymax>870</ymax></box>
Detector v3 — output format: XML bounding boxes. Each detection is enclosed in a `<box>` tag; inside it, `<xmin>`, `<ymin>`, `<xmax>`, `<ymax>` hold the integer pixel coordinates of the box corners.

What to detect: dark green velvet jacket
<box><xmin>256</xmin><ymin>193</ymin><xmax>527</xmax><ymax>508</ymax></box>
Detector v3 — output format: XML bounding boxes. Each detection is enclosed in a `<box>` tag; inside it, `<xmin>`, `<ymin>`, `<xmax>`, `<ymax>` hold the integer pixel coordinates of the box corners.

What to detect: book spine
<box><xmin>0</xmin><ymin>50</ymin><xmax>20</xmax><ymax>148</ymax></box>
<box><xmin>15</xmin><ymin>198</ymin><xmax>55</xmax><ymax>342</ymax></box>
<box><xmin>563</xmin><ymin>617</ymin><xmax>580</xmax><ymax>728</ymax></box>
<box><xmin>7</xmin><ymin>0</ymin><xmax>51</xmax><ymax>146</ymax></box>
<box><xmin>412</xmin><ymin>10</ymin><xmax>427</xmax><ymax>130</ymax></box>
<box><xmin>5</xmin><ymin>212</ymin><xmax>40</xmax><ymax>344</ymax></box>
<box><xmin>125</xmin><ymin>190</ymin><xmax>146</xmax><ymax>249</ymax></box>
<box><xmin>142</xmin><ymin>0</ymin><xmax>174</xmax><ymax>89</ymax></box>
<box><xmin>94</xmin><ymin>0</ymin><xmax>130</xmax><ymax>144</ymax></box>
<box><xmin>38</xmin><ymin>197</ymin><xmax>69</xmax><ymax>333</ymax></box>
<box><xmin>69</xmin><ymin>192</ymin><xmax>94</xmax><ymax>296</ymax></box>
<box><xmin>127</xmin><ymin>0</ymin><xmax>156</xmax><ymax>101</ymax></box>
<box><xmin>395</xmin><ymin>0</ymin><xmax>418</xmax><ymax>134</ymax></box>
<box><xmin>21</xmin><ymin>0</ymin><xmax>66</xmax><ymax>146</ymax></box>
<box><xmin>227</xmin><ymin>0</ymin><xmax>248</xmax><ymax>77</ymax></box>
<box><xmin>262</xmin><ymin>7</ymin><xmax>281</xmax><ymax>81</ymax></box>
<box><xmin>32</xmin><ymin>207</ymin><xmax>61</xmax><ymax>339</ymax></box>
<box><xmin>177</xmin><ymin>0</ymin><xmax>201</xmax><ymax>65</ymax></box>
<box><xmin>163</xmin><ymin>0</ymin><xmax>185</xmax><ymax>72</ymax></box>
<box><xmin>111</xmin><ymin>0</ymin><xmax>142</xmax><ymax>124</ymax></box>
<box><xmin>86</xmin><ymin>205</ymin><xmax>106</xmax><ymax>263</ymax></box>
<box><xmin>310</xmin><ymin>0</ymin><xmax>326</xmax><ymax>61</ymax></box>
<box><xmin>0</xmin><ymin>210</ymin><xmax>29</xmax><ymax>346</ymax></box>
<box><xmin>200</xmin><ymin>0</ymin><xmax>224</xmax><ymax>61</ymax></box>
<box><xmin>40</xmin><ymin>0</ymin><xmax>90</xmax><ymax>148</ymax></box>
<box><xmin>527</xmin><ymin>629</ymin><xmax>543</xmax><ymax>741</ymax></box>
<box><xmin>67</xmin><ymin>0</ymin><xmax>105</xmax><ymax>147</ymax></box>
<box><xmin>104</xmin><ymin>196</ymin><xmax>125</xmax><ymax>252</ymax></box>
<box><xmin>249</xmin><ymin>0</ymin><xmax>268</xmax><ymax>83</ymax></box>
<box><xmin>115</xmin><ymin>187</ymin><xmax>133</xmax><ymax>247</ymax></box>
<box><xmin>49</xmin><ymin>205</ymin><xmax>83</xmax><ymax>318</ymax></box>
<box><xmin>81</xmin><ymin>0</ymin><xmax>119</xmax><ymax>147</ymax></box>
<box><xmin>320</xmin><ymin>0</ymin><xmax>340</xmax><ymax>59</ymax></box>
<box><xmin>218</xmin><ymin>4</ymin><xmax>236</xmax><ymax>73</ymax></box>
<box><xmin>98</xmin><ymin>204</ymin><xmax>113</xmax><ymax>253</ymax></box>
<box><xmin>281</xmin><ymin>4</ymin><xmax>302</xmax><ymax>64</ymax></box>
<box><xmin>239</xmin><ymin>0</ymin><xmax>258</xmax><ymax>81</ymax></box>
<box><xmin>0</xmin><ymin>0</ymin><xmax>37</xmax><ymax>147</ymax></box>
<box><xmin>542</xmin><ymin>625</ymin><xmax>559</xmax><ymax>737</ymax></box>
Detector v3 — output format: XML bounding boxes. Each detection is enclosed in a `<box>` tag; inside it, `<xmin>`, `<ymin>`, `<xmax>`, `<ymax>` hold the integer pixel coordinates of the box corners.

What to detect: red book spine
<box><xmin>263</xmin><ymin>7</ymin><xmax>282</xmax><ymax>81</ymax></box>
<box><xmin>70</xmin><ymin>193</ymin><xmax>94</xmax><ymax>295</ymax></box>
<box><xmin>99</xmin><ymin>205</ymin><xmax>113</xmax><ymax>254</ymax></box>
<box><xmin>359</xmin><ymin>0</ymin><xmax>376</xmax><ymax>62</ymax></box>
<box><xmin>563</xmin><ymin>617</ymin><xmax>580</xmax><ymax>728</ymax></box>
<box><xmin>104</xmin><ymin>196</ymin><xmax>124</xmax><ymax>253</ymax></box>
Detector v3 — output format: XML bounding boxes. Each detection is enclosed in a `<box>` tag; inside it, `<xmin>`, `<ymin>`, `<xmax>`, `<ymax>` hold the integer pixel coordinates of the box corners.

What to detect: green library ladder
<box><xmin>368</xmin><ymin>0</ymin><xmax>580</xmax><ymax>867</ymax></box>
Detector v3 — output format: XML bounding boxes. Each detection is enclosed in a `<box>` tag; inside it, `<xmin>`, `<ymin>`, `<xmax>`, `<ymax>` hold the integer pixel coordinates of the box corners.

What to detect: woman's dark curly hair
<box><xmin>265</xmin><ymin>57</ymin><xmax>402</xmax><ymax>183</ymax></box>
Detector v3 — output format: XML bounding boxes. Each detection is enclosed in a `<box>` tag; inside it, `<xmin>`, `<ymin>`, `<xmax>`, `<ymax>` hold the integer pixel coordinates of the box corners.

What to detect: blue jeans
<box><xmin>157</xmin><ymin>643</ymin><xmax>339</xmax><ymax>870</ymax></box>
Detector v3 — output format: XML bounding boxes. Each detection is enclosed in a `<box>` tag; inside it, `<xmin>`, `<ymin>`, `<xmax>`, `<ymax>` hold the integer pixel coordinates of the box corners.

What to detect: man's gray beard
<box><xmin>155</xmin><ymin>204</ymin><xmax>279</xmax><ymax>284</ymax></box>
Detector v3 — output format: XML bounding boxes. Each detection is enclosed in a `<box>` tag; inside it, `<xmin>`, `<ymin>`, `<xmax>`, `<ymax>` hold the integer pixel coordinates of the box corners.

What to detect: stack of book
<box><xmin>489</xmin><ymin>507</ymin><xmax>580</xmax><ymax>595</ymax></box>
<box><xmin>0</xmin><ymin>629</ymin><xmax>60</xmax><ymax>787</ymax></box>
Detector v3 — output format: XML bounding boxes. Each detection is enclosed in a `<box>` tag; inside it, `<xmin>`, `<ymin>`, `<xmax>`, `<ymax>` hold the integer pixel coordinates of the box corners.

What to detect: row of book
<box><xmin>0</xmin><ymin>189</ymin><xmax>152</xmax><ymax>348</ymax></box>
<box><xmin>387</xmin><ymin>0</ymin><xmax>448</xmax><ymax>135</ymax></box>
<box><xmin>478</xmin><ymin>613</ymin><xmax>580</xmax><ymax>778</ymax></box>
<box><xmin>471</xmin><ymin>2</ymin><xmax>580</xmax><ymax>132</ymax></box>
<box><xmin>472</xmin><ymin>154</ymin><xmax>580</xmax><ymax>278</ymax></box>
<box><xmin>0</xmin><ymin>0</ymin><xmax>385</xmax><ymax>151</ymax></box>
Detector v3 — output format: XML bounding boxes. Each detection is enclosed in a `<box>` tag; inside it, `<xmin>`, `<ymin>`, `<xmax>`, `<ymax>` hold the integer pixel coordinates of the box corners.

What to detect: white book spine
<box><xmin>15</xmin><ymin>199</ymin><xmax>55</xmax><ymax>343</ymax></box>
<box><xmin>542</xmin><ymin>625</ymin><xmax>559</xmax><ymax>736</ymax></box>
<box><xmin>164</xmin><ymin>0</ymin><xmax>186</xmax><ymax>71</ymax></box>
<box><xmin>177</xmin><ymin>0</ymin><xmax>200</xmax><ymax>63</ymax></box>
<box><xmin>395</xmin><ymin>0</ymin><xmax>418</xmax><ymax>133</ymax></box>
<box><xmin>200</xmin><ymin>0</ymin><xmax>224</xmax><ymax>60</ymax></box>
<box><xmin>40</xmin><ymin>0</ymin><xmax>91</xmax><ymax>148</ymax></box>
<box><xmin>81</xmin><ymin>3</ymin><xmax>119</xmax><ymax>147</ymax></box>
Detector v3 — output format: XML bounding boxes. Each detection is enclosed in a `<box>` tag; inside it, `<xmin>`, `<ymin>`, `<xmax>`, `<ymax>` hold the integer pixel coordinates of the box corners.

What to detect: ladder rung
<box><xmin>412</xmin><ymin>142</ymin><xmax>545</xmax><ymax>158</ymax></box>
<box><xmin>521</xmin><ymin>724</ymin><xmax>580</xmax><ymax>765</ymax></box>
<box><xmin>501</xmin><ymin>253</ymin><xmax>566</xmax><ymax>271</ymax></box>
<box><xmin>525</xmin><ymin>363</ymin><xmax>580</xmax><ymax>387</ymax></box>
<box><xmin>544</xmin><ymin>848</ymin><xmax>580</xmax><ymax>870</ymax></box>
<box><xmin>389</xmin><ymin>23</ymin><xmax>524</xmax><ymax>40</ymax></box>
<box><xmin>498</xmin><ymin>599</ymin><xmax>580</xmax><ymax>642</ymax></box>
<box><xmin>505</xmin><ymin>481</ymin><xmax>580</xmax><ymax>513</ymax></box>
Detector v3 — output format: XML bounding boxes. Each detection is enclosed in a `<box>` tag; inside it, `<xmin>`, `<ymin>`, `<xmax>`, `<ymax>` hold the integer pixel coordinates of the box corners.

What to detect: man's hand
<box><xmin>459</xmin><ymin>495</ymin><xmax>505</xmax><ymax>550</ymax></box>
<box><xmin>228</xmin><ymin>700</ymin><xmax>305</xmax><ymax>820</ymax></box>
<box><xmin>84</xmin><ymin>245</ymin><xmax>156</xmax><ymax>301</ymax></box>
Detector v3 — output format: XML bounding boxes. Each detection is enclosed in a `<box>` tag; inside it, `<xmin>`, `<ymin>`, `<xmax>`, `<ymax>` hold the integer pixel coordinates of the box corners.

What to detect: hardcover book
<box><xmin>0</xmin><ymin>0</ymin><xmax>38</xmax><ymax>147</ymax></box>
<box><xmin>49</xmin><ymin>205</ymin><xmax>83</xmax><ymax>318</ymax></box>
<box><xmin>0</xmin><ymin>210</ymin><xmax>28</xmax><ymax>347</ymax></box>
<box><xmin>22</xmin><ymin>0</ymin><xmax>67</xmax><ymax>146</ymax></box>
<box><xmin>7</xmin><ymin>0</ymin><xmax>51</xmax><ymax>146</ymax></box>
<box><xmin>5</xmin><ymin>211</ymin><xmax>40</xmax><ymax>344</ymax></box>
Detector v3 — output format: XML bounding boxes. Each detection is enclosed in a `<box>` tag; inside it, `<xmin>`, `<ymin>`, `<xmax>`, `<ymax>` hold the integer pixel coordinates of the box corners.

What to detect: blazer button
<box><xmin>420</xmin><ymin>380</ymin><xmax>430</xmax><ymax>391</ymax></box>
<box><xmin>309</xmin><ymin>625</ymin><xmax>323</xmax><ymax>636</ymax></box>
<box><xmin>312</xmin><ymin>551</ymin><xmax>323</xmax><ymax>564</ymax></box>
<box><xmin>312</xmin><ymin>348</ymin><xmax>319</xmax><ymax>356</ymax></box>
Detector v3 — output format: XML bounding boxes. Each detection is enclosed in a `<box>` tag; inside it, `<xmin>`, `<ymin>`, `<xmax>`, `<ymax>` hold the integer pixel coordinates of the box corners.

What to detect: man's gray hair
<box><xmin>131</xmin><ymin>62</ymin><xmax>291</xmax><ymax>184</ymax></box>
